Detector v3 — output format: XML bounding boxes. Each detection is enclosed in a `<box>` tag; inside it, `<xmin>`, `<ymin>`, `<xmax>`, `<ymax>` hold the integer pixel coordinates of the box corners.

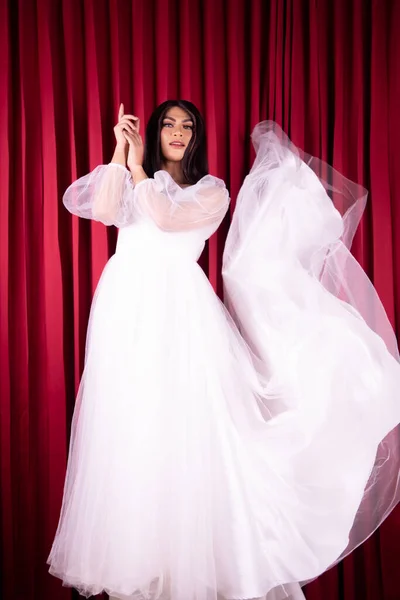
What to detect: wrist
<box><xmin>111</xmin><ymin>145</ymin><xmax>127</xmax><ymax>167</ymax></box>
<box><xmin>130</xmin><ymin>165</ymin><xmax>148</xmax><ymax>185</ymax></box>
<box><xmin>129</xmin><ymin>164</ymin><xmax>144</xmax><ymax>173</ymax></box>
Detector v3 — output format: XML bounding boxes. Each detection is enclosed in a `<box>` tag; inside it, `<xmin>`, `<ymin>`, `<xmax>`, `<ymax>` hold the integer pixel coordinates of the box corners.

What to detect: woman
<box><xmin>47</xmin><ymin>99</ymin><xmax>400</xmax><ymax>600</ymax></box>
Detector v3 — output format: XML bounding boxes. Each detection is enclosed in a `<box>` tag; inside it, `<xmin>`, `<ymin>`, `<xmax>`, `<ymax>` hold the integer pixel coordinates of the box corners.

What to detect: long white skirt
<box><xmin>47</xmin><ymin>122</ymin><xmax>400</xmax><ymax>600</ymax></box>
<box><xmin>47</xmin><ymin>241</ymin><xmax>400</xmax><ymax>600</ymax></box>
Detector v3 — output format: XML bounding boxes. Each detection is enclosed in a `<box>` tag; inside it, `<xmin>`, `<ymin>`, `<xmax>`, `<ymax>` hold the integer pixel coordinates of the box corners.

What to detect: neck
<box><xmin>162</xmin><ymin>160</ymin><xmax>186</xmax><ymax>184</ymax></box>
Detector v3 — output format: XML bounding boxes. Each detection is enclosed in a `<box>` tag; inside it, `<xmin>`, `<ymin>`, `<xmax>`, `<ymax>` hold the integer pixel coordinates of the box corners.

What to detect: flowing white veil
<box><xmin>222</xmin><ymin>121</ymin><xmax>400</xmax><ymax>584</ymax></box>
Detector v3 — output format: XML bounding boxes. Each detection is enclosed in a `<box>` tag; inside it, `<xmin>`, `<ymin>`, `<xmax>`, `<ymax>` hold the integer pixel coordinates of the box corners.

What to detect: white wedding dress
<box><xmin>47</xmin><ymin>122</ymin><xmax>400</xmax><ymax>600</ymax></box>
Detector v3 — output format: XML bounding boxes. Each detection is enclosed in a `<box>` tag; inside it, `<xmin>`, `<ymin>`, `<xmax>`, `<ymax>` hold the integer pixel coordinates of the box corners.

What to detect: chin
<box><xmin>164</xmin><ymin>150</ymin><xmax>185</xmax><ymax>162</ymax></box>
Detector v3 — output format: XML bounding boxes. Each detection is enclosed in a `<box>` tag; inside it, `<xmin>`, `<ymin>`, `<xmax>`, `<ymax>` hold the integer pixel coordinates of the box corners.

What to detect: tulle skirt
<box><xmin>47</xmin><ymin>239</ymin><xmax>400</xmax><ymax>600</ymax></box>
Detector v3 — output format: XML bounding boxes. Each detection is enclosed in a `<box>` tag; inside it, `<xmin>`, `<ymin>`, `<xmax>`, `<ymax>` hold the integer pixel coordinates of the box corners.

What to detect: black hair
<box><xmin>142</xmin><ymin>100</ymin><xmax>208</xmax><ymax>185</ymax></box>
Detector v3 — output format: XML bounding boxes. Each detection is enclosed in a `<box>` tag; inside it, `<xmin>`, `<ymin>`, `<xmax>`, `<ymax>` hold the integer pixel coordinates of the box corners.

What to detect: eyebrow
<box><xmin>163</xmin><ymin>116</ymin><xmax>193</xmax><ymax>123</ymax></box>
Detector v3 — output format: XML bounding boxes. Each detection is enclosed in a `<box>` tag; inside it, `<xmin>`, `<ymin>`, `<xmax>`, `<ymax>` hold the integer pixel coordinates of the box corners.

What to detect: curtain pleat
<box><xmin>1</xmin><ymin>1</ymin><xmax>400</xmax><ymax>598</ymax></box>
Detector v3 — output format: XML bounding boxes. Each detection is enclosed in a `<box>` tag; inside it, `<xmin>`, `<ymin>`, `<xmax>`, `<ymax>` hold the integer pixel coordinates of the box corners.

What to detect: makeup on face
<box><xmin>160</xmin><ymin>107</ymin><xmax>194</xmax><ymax>160</ymax></box>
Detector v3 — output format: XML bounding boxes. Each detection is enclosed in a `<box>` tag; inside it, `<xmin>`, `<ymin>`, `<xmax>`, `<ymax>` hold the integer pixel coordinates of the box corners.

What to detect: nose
<box><xmin>173</xmin><ymin>129</ymin><xmax>183</xmax><ymax>137</ymax></box>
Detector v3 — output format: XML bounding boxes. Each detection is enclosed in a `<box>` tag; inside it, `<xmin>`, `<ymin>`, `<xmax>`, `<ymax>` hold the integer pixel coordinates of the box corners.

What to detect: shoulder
<box><xmin>154</xmin><ymin>170</ymin><xmax>228</xmax><ymax>194</ymax></box>
<box><xmin>196</xmin><ymin>174</ymin><xmax>228</xmax><ymax>192</ymax></box>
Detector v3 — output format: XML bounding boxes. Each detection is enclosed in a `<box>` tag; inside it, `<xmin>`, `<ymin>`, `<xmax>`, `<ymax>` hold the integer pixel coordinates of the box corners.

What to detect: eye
<box><xmin>184</xmin><ymin>125</ymin><xmax>193</xmax><ymax>130</ymax></box>
<box><xmin>163</xmin><ymin>122</ymin><xmax>173</xmax><ymax>127</ymax></box>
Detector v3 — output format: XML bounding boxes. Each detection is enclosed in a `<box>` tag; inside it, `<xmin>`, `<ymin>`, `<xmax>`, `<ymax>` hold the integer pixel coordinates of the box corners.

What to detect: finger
<box><xmin>120</xmin><ymin>122</ymin><xmax>136</xmax><ymax>135</ymax></box>
<box><xmin>118</xmin><ymin>103</ymin><xmax>124</xmax><ymax>120</ymax></box>
<box><xmin>132</xmin><ymin>132</ymin><xmax>143</xmax><ymax>144</ymax></box>
<box><xmin>123</xmin><ymin>115</ymin><xmax>140</xmax><ymax>130</ymax></box>
<box><xmin>124</xmin><ymin>131</ymin><xmax>142</xmax><ymax>146</ymax></box>
<box><xmin>128</xmin><ymin>130</ymin><xmax>142</xmax><ymax>144</ymax></box>
<box><xmin>122</xmin><ymin>131</ymin><xmax>135</xmax><ymax>144</ymax></box>
<box><xmin>119</xmin><ymin>116</ymin><xmax>138</xmax><ymax>129</ymax></box>
<box><xmin>124</xmin><ymin>125</ymin><xmax>142</xmax><ymax>141</ymax></box>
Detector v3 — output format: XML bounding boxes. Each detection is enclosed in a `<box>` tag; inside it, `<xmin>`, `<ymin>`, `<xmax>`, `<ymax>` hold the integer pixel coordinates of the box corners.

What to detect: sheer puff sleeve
<box><xmin>63</xmin><ymin>166</ymin><xmax>229</xmax><ymax>233</ymax></box>
<box><xmin>133</xmin><ymin>171</ymin><xmax>230</xmax><ymax>232</ymax></box>
<box><xmin>63</xmin><ymin>163</ymin><xmax>135</xmax><ymax>227</ymax></box>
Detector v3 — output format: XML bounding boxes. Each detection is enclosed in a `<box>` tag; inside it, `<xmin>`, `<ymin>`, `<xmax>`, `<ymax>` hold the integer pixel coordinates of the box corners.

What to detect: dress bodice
<box><xmin>116</xmin><ymin>217</ymin><xmax>216</xmax><ymax>263</ymax></box>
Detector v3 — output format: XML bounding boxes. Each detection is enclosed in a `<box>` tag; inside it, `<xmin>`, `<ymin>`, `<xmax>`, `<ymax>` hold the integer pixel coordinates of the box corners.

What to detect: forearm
<box><xmin>92</xmin><ymin>163</ymin><xmax>130</xmax><ymax>223</ymax></box>
<box><xmin>93</xmin><ymin>150</ymin><xmax>146</xmax><ymax>222</ymax></box>
<box><xmin>130</xmin><ymin>165</ymin><xmax>149</xmax><ymax>185</ymax></box>
<box><xmin>111</xmin><ymin>144</ymin><xmax>128</xmax><ymax>167</ymax></box>
<box><xmin>92</xmin><ymin>145</ymin><xmax>129</xmax><ymax>221</ymax></box>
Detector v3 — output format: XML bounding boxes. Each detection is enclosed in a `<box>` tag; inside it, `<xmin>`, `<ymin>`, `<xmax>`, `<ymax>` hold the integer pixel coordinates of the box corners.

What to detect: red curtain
<box><xmin>1</xmin><ymin>0</ymin><xmax>400</xmax><ymax>598</ymax></box>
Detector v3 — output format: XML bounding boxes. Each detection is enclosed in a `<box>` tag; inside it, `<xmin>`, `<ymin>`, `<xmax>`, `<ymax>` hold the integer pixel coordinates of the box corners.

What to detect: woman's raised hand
<box><xmin>113</xmin><ymin>103</ymin><xmax>140</xmax><ymax>150</ymax></box>
<box><xmin>121</xmin><ymin>111</ymin><xmax>144</xmax><ymax>172</ymax></box>
<box><xmin>111</xmin><ymin>103</ymin><xmax>144</xmax><ymax>176</ymax></box>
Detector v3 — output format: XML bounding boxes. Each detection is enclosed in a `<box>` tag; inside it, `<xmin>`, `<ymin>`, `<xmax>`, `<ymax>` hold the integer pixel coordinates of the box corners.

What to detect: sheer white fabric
<box><xmin>63</xmin><ymin>163</ymin><xmax>229</xmax><ymax>233</ymax></box>
<box><xmin>48</xmin><ymin>123</ymin><xmax>400</xmax><ymax>600</ymax></box>
<box><xmin>63</xmin><ymin>163</ymin><xmax>136</xmax><ymax>227</ymax></box>
<box><xmin>134</xmin><ymin>171</ymin><xmax>229</xmax><ymax>232</ymax></box>
<box><xmin>222</xmin><ymin>120</ymin><xmax>400</xmax><ymax>584</ymax></box>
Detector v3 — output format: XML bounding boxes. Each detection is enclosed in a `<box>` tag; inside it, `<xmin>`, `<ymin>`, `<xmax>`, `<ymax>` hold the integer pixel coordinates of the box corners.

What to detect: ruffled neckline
<box><xmin>154</xmin><ymin>169</ymin><xmax>196</xmax><ymax>190</ymax></box>
<box><xmin>134</xmin><ymin>168</ymin><xmax>225</xmax><ymax>194</ymax></box>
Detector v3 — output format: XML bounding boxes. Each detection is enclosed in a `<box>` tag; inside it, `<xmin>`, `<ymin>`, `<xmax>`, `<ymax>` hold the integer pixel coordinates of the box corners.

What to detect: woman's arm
<box><xmin>110</xmin><ymin>143</ymin><xmax>128</xmax><ymax>167</ymax></box>
<box><xmin>91</xmin><ymin>104</ymin><xmax>137</xmax><ymax>222</ymax></box>
<box><xmin>133</xmin><ymin>175</ymin><xmax>230</xmax><ymax>232</ymax></box>
<box><xmin>63</xmin><ymin>104</ymin><xmax>139</xmax><ymax>227</ymax></box>
<box><xmin>130</xmin><ymin>165</ymin><xmax>149</xmax><ymax>186</ymax></box>
<box><xmin>62</xmin><ymin>163</ymin><xmax>135</xmax><ymax>227</ymax></box>
<box><xmin>90</xmin><ymin>163</ymin><xmax>133</xmax><ymax>224</ymax></box>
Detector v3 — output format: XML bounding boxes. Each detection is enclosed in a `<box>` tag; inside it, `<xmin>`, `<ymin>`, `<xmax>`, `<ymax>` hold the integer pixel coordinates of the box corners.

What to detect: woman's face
<box><xmin>160</xmin><ymin>106</ymin><xmax>194</xmax><ymax>162</ymax></box>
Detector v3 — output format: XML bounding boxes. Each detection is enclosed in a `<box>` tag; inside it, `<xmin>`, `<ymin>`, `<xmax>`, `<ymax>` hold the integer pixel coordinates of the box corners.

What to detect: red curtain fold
<box><xmin>1</xmin><ymin>1</ymin><xmax>399</xmax><ymax>598</ymax></box>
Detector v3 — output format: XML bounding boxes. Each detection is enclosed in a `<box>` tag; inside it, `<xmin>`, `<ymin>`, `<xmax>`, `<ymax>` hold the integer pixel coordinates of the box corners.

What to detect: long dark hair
<box><xmin>142</xmin><ymin>100</ymin><xmax>208</xmax><ymax>185</ymax></box>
